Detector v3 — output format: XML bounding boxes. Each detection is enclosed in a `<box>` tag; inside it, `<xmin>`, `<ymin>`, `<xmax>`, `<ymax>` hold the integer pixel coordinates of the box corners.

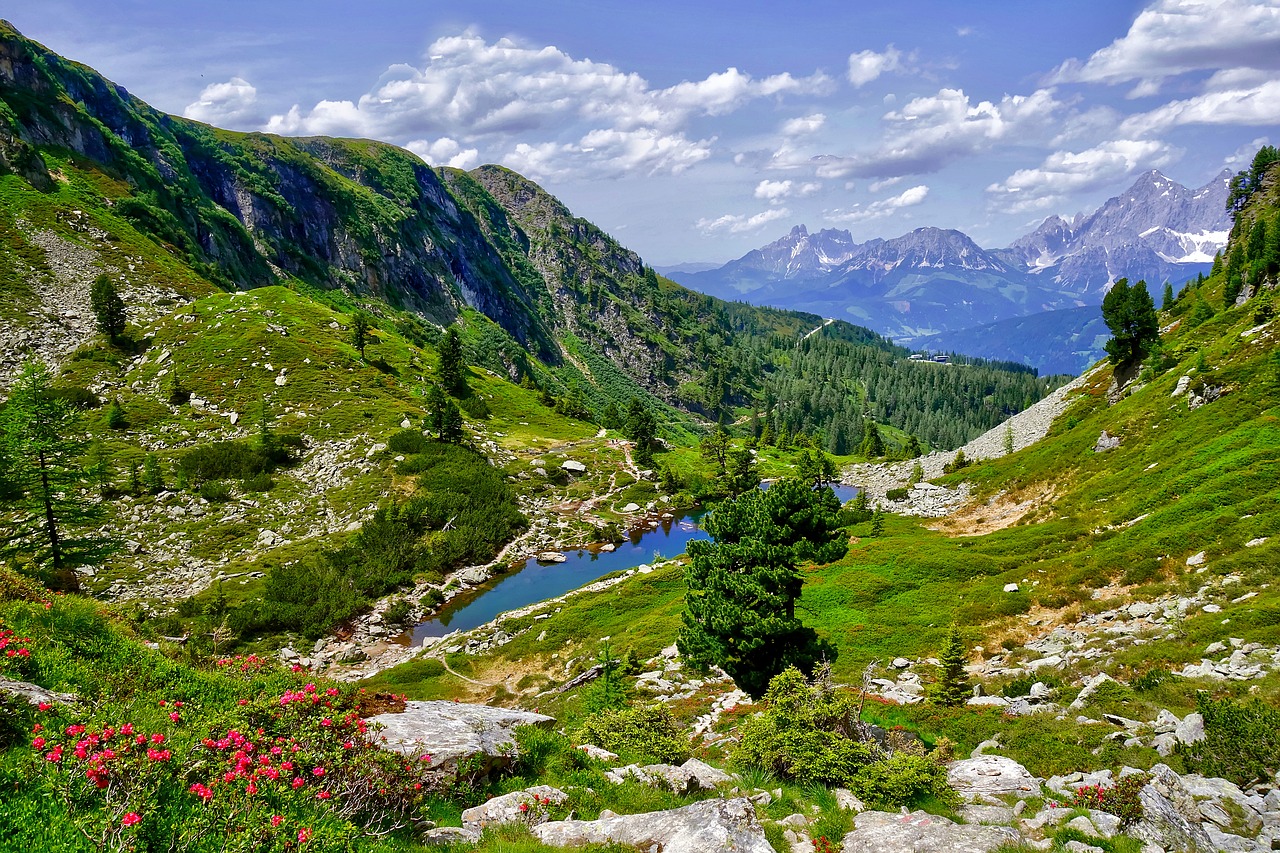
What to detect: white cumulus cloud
<box><xmin>263</xmin><ymin>31</ymin><xmax>826</xmax><ymax>180</ymax></box>
<box><xmin>809</xmin><ymin>87</ymin><xmax>1063</xmax><ymax>179</ymax></box>
<box><xmin>781</xmin><ymin>113</ymin><xmax>826</xmax><ymax>136</ymax></box>
<box><xmin>183</xmin><ymin>77</ymin><xmax>261</xmax><ymax>127</ymax></box>
<box><xmin>827</xmin><ymin>185</ymin><xmax>929</xmax><ymax>223</ymax></box>
<box><xmin>1050</xmin><ymin>0</ymin><xmax>1280</xmax><ymax>92</ymax></box>
<box><xmin>1117</xmin><ymin>78</ymin><xmax>1280</xmax><ymax>135</ymax></box>
<box><xmin>697</xmin><ymin>207</ymin><xmax>792</xmax><ymax>234</ymax></box>
<box><xmin>847</xmin><ymin>45</ymin><xmax>904</xmax><ymax>87</ymax></box>
<box><xmin>406</xmin><ymin>137</ymin><xmax>480</xmax><ymax>170</ymax></box>
<box><xmin>986</xmin><ymin>139</ymin><xmax>1180</xmax><ymax>213</ymax></box>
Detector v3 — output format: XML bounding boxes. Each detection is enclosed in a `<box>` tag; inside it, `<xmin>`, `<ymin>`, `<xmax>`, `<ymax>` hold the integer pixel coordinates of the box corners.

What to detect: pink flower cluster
<box><xmin>0</xmin><ymin>627</ymin><xmax>33</xmax><ymax>664</ymax></box>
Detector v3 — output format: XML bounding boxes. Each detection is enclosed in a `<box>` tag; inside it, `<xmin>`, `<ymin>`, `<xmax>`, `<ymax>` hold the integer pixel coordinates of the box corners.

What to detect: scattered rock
<box><xmin>532</xmin><ymin>797</ymin><xmax>773</xmax><ymax>853</ymax></box>
<box><xmin>461</xmin><ymin>786</ymin><xmax>567</xmax><ymax>831</ymax></box>
<box><xmin>947</xmin><ymin>756</ymin><xmax>1041</xmax><ymax>801</ymax></box>
<box><xmin>561</xmin><ymin>460</ymin><xmax>587</xmax><ymax>473</ymax></box>
<box><xmin>843</xmin><ymin>809</ymin><xmax>1021</xmax><ymax>853</ymax></box>
<box><xmin>1094</xmin><ymin>431</ymin><xmax>1121</xmax><ymax>452</ymax></box>
<box><xmin>367</xmin><ymin>701</ymin><xmax>555</xmax><ymax>774</ymax></box>
<box><xmin>0</xmin><ymin>678</ymin><xmax>77</xmax><ymax>707</ymax></box>
<box><xmin>535</xmin><ymin>552</ymin><xmax>567</xmax><ymax>564</ymax></box>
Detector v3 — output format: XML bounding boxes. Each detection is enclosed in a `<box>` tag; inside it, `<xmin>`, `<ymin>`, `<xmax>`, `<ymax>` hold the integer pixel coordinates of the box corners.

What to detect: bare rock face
<box><xmin>843</xmin><ymin>809</ymin><xmax>1022</xmax><ymax>853</ymax></box>
<box><xmin>947</xmin><ymin>756</ymin><xmax>1042</xmax><ymax>801</ymax></box>
<box><xmin>1130</xmin><ymin>764</ymin><xmax>1215</xmax><ymax>852</ymax></box>
<box><xmin>604</xmin><ymin>758</ymin><xmax>735</xmax><ymax>794</ymax></box>
<box><xmin>532</xmin><ymin>797</ymin><xmax>773</xmax><ymax>852</ymax></box>
<box><xmin>366</xmin><ymin>701</ymin><xmax>554</xmax><ymax>774</ymax></box>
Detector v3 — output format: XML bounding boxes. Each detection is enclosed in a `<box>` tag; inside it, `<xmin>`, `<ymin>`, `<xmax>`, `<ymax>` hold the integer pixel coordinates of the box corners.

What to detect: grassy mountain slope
<box><xmin>374</xmin><ymin>161</ymin><xmax>1280</xmax><ymax>732</ymax></box>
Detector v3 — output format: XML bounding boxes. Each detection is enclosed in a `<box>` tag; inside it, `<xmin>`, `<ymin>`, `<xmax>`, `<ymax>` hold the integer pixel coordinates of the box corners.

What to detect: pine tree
<box><xmin>441</xmin><ymin>399</ymin><xmax>464</xmax><ymax>444</ymax></box>
<box><xmin>727</xmin><ymin>446</ymin><xmax>760</xmax><ymax>495</ymax></box>
<box><xmin>105</xmin><ymin>398</ymin><xmax>127</xmax><ymax>430</ymax></box>
<box><xmin>0</xmin><ymin>362</ymin><xmax>112</xmax><ymax>585</ymax></box>
<box><xmin>934</xmin><ymin>625</ymin><xmax>971</xmax><ymax>706</ymax></box>
<box><xmin>144</xmin><ymin>453</ymin><xmax>164</xmax><ymax>494</ymax></box>
<box><xmin>870</xmin><ymin>507</ymin><xmax>885</xmax><ymax>536</ymax></box>
<box><xmin>1101</xmin><ymin>278</ymin><xmax>1159</xmax><ymax>368</ymax></box>
<box><xmin>89</xmin><ymin>274</ymin><xmax>127</xmax><ymax>342</ymax></box>
<box><xmin>700</xmin><ymin>428</ymin><xmax>731</xmax><ymax>475</ymax></box>
<box><xmin>859</xmin><ymin>423</ymin><xmax>884</xmax><ymax>458</ymax></box>
<box><xmin>1161</xmin><ymin>281</ymin><xmax>1175</xmax><ymax>312</ymax></box>
<box><xmin>624</xmin><ymin>399</ymin><xmax>658</xmax><ymax>468</ymax></box>
<box><xmin>678</xmin><ymin>478</ymin><xmax>846</xmax><ymax>698</ymax></box>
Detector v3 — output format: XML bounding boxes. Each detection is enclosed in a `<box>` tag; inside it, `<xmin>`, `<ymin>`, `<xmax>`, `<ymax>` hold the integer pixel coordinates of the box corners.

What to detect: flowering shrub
<box><xmin>0</xmin><ymin>625</ymin><xmax>35</xmax><ymax>678</ymax></box>
<box><xmin>21</xmin><ymin>675</ymin><xmax>437</xmax><ymax>851</ymax></box>
<box><xmin>811</xmin><ymin>836</ymin><xmax>840</xmax><ymax>853</ymax></box>
<box><xmin>1070</xmin><ymin>774</ymin><xmax>1148</xmax><ymax>825</ymax></box>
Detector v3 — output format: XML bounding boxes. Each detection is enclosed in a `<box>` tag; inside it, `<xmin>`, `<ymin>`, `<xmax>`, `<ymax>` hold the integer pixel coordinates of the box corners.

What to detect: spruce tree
<box><xmin>1101</xmin><ymin>278</ymin><xmax>1159</xmax><ymax>368</ymax></box>
<box><xmin>89</xmin><ymin>274</ymin><xmax>127</xmax><ymax>342</ymax></box>
<box><xmin>934</xmin><ymin>625</ymin><xmax>971</xmax><ymax>706</ymax></box>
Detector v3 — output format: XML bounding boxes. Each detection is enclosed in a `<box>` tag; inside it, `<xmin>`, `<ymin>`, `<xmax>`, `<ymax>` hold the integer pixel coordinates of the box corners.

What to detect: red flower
<box><xmin>297</xmin><ymin>828</ymin><xmax>312</xmax><ymax>844</ymax></box>
<box><xmin>122</xmin><ymin>813</ymin><xmax>141</xmax><ymax>827</ymax></box>
<box><xmin>271</xmin><ymin>815</ymin><xmax>283</xmax><ymax>828</ymax></box>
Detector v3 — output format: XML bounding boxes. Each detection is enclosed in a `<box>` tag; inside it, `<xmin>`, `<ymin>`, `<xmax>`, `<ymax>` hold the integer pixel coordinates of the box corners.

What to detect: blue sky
<box><xmin>10</xmin><ymin>1</ymin><xmax>1280</xmax><ymax>264</ymax></box>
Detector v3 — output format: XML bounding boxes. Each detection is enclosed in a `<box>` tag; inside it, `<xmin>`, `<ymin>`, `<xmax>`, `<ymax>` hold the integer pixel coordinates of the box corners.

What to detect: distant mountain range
<box><xmin>668</xmin><ymin>170</ymin><xmax>1231</xmax><ymax>372</ymax></box>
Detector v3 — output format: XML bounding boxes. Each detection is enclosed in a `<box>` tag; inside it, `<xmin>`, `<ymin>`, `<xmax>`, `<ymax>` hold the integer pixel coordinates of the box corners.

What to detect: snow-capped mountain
<box><xmin>997</xmin><ymin>169</ymin><xmax>1231</xmax><ymax>294</ymax></box>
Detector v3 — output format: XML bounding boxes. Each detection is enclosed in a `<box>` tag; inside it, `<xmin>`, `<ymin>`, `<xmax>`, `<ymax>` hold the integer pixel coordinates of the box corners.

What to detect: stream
<box><xmin>406</xmin><ymin>483</ymin><xmax>858</xmax><ymax>645</ymax></box>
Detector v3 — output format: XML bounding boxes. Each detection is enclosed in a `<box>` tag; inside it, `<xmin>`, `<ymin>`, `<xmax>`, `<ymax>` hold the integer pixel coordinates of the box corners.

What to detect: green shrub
<box><xmin>382</xmin><ymin>597</ymin><xmax>414</xmax><ymax>626</ymax></box>
<box><xmin>387</xmin><ymin>429</ymin><xmax>430</xmax><ymax>455</ymax></box>
<box><xmin>1179</xmin><ymin>693</ymin><xmax>1280</xmax><ymax>786</ymax></box>
<box><xmin>851</xmin><ymin>752</ymin><xmax>956</xmax><ymax>809</ymax></box>
<box><xmin>240</xmin><ymin>472</ymin><xmax>274</xmax><ymax>493</ymax></box>
<box><xmin>179</xmin><ymin>439</ymin><xmax>286</xmax><ymax>484</ymax></box>
<box><xmin>459</xmin><ymin>394</ymin><xmax>491</xmax><ymax>419</ymax></box>
<box><xmin>885</xmin><ymin>487</ymin><xmax>910</xmax><ymax>501</ymax></box>
<box><xmin>733</xmin><ymin>666</ymin><xmax>877</xmax><ymax>786</ymax></box>
<box><xmin>1070</xmin><ymin>774</ymin><xmax>1147</xmax><ymax>825</ymax></box>
<box><xmin>578</xmin><ymin>705</ymin><xmax>690</xmax><ymax>764</ymax></box>
<box><xmin>198</xmin><ymin>480</ymin><xmax>233</xmax><ymax>503</ymax></box>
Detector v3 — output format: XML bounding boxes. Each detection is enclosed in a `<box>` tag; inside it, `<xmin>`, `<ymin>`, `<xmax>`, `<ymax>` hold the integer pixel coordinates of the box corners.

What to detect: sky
<box><xmin>9</xmin><ymin>0</ymin><xmax>1280</xmax><ymax>264</ymax></box>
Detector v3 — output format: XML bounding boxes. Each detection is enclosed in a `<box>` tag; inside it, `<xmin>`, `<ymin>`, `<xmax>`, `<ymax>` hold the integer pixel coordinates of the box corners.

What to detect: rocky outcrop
<box><xmin>604</xmin><ymin>758</ymin><xmax>735</xmax><ymax>794</ymax></box>
<box><xmin>0</xmin><ymin>678</ymin><xmax>77</xmax><ymax>707</ymax></box>
<box><xmin>531</xmin><ymin>797</ymin><xmax>773</xmax><ymax>853</ymax></box>
<box><xmin>460</xmin><ymin>785</ymin><xmax>567</xmax><ymax>833</ymax></box>
<box><xmin>366</xmin><ymin>701</ymin><xmax>554</xmax><ymax>774</ymax></box>
<box><xmin>948</xmin><ymin>756</ymin><xmax>1042</xmax><ymax>801</ymax></box>
<box><xmin>843</xmin><ymin>809</ymin><xmax>1022</xmax><ymax>852</ymax></box>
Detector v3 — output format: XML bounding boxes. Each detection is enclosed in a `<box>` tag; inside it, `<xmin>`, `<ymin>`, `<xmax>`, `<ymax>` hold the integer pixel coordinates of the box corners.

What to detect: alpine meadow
<box><xmin>2</xmin><ymin>10</ymin><xmax>1280</xmax><ymax>853</ymax></box>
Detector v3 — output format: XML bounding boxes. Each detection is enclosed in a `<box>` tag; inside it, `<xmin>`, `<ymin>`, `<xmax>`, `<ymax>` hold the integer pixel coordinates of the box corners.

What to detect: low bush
<box><xmin>240</xmin><ymin>472</ymin><xmax>274</xmax><ymax>493</ymax></box>
<box><xmin>851</xmin><ymin>752</ymin><xmax>956</xmax><ymax>809</ymax></box>
<box><xmin>1070</xmin><ymin>773</ymin><xmax>1148</xmax><ymax>825</ymax></box>
<box><xmin>885</xmin><ymin>487</ymin><xmax>910</xmax><ymax>501</ymax></box>
<box><xmin>577</xmin><ymin>705</ymin><xmax>690</xmax><ymax>764</ymax></box>
<box><xmin>387</xmin><ymin>429</ymin><xmax>430</xmax><ymax>455</ymax></box>
<box><xmin>733</xmin><ymin>666</ymin><xmax>877</xmax><ymax>787</ymax></box>
<box><xmin>198</xmin><ymin>480</ymin><xmax>233</xmax><ymax>503</ymax></box>
<box><xmin>179</xmin><ymin>439</ymin><xmax>296</xmax><ymax>484</ymax></box>
<box><xmin>1179</xmin><ymin>693</ymin><xmax>1280</xmax><ymax>787</ymax></box>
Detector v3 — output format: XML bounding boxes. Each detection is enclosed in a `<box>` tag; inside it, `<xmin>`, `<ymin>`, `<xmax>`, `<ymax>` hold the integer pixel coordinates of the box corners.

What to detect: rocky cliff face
<box><xmin>0</xmin><ymin>21</ymin><xmax>553</xmax><ymax>356</ymax></box>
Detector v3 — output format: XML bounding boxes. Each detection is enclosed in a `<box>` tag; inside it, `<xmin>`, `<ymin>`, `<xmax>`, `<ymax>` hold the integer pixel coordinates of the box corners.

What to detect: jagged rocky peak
<box><xmin>742</xmin><ymin>223</ymin><xmax>864</xmax><ymax>278</ymax></box>
<box><xmin>848</xmin><ymin>226</ymin><xmax>1011</xmax><ymax>273</ymax></box>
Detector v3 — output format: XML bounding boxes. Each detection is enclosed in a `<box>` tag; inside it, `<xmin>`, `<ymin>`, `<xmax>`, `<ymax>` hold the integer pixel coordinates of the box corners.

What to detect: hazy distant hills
<box><xmin>670</xmin><ymin>170</ymin><xmax>1231</xmax><ymax>371</ymax></box>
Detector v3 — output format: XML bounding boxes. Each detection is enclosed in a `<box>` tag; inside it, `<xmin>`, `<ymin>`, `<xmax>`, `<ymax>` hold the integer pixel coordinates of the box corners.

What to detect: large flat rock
<box><xmin>367</xmin><ymin>700</ymin><xmax>554</xmax><ymax>773</ymax></box>
<box><xmin>532</xmin><ymin>797</ymin><xmax>773</xmax><ymax>852</ymax></box>
<box><xmin>947</xmin><ymin>755</ymin><xmax>1041</xmax><ymax>800</ymax></box>
<box><xmin>844</xmin><ymin>809</ymin><xmax>1022</xmax><ymax>853</ymax></box>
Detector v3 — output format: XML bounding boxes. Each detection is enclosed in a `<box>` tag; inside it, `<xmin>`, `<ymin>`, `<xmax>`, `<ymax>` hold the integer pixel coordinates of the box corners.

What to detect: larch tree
<box><xmin>0</xmin><ymin>362</ymin><xmax>112</xmax><ymax>587</ymax></box>
<box><xmin>89</xmin><ymin>274</ymin><xmax>127</xmax><ymax>342</ymax></box>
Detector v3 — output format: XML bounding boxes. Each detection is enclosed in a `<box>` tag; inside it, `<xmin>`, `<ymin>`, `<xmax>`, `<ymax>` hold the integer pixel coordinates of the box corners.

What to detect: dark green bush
<box><xmin>1179</xmin><ymin>693</ymin><xmax>1280</xmax><ymax>786</ymax></box>
<box><xmin>851</xmin><ymin>752</ymin><xmax>956</xmax><ymax>808</ymax></box>
<box><xmin>885</xmin><ymin>487</ymin><xmax>910</xmax><ymax>501</ymax></box>
<box><xmin>240</xmin><ymin>472</ymin><xmax>274</xmax><ymax>493</ymax></box>
<box><xmin>577</xmin><ymin>705</ymin><xmax>690</xmax><ymax>764</ymax></box>
<box><xmin>1070</xmin><ymin>774</ymin><xmax>1147</xmax><ymax>825</ymax></box>
<box><xmin>458</xmin><ymin>395</ymin><xmax>490</xmax><ymax>419</ymax></box>
<box><xmin>198</xmin><ymin>480</ymin><xmax>232</xmax><ymax>503</ymax></box>
<box><xmin>179</xmin><ymin>439</ymin><xmax>290</xmax><ymax>484</ymax></box>
<box><xmin>382</xmin><ymin>597</ymin><xmax>414</xmax><ymax>626</ymax></box>
<box><xmin>387</xmin><ymin>429</ymin><xmax>430</xmax><ymax>455</ymax></box>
